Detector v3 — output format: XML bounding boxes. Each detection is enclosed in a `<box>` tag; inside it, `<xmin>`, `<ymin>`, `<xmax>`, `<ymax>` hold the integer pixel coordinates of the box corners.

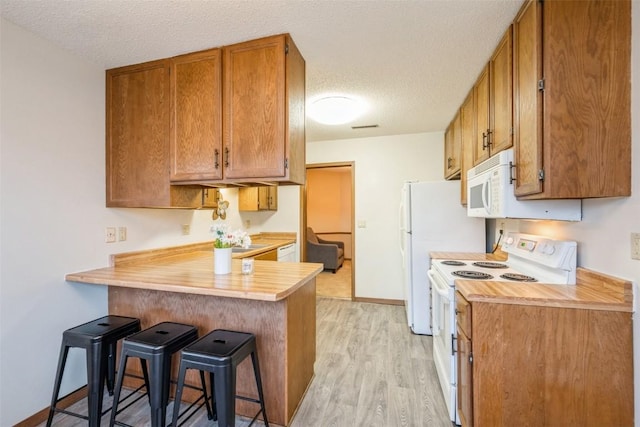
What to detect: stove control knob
<box><xmin>505</xmin><ymin>237</ymin><xmax>514</xmax><ymax>245</ymax></box>
<box><xmin>541</xmin><ymin>244</ymin><xmax>556</xmax><ymax>255</ymax></box>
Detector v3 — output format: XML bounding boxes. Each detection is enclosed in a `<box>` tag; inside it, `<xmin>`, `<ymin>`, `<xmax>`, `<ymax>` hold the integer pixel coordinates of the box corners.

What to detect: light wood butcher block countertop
<box><xmin>65</xmin><ymin>235</ymin><xmax>323</xmax><ymax>302</ymax></box>
<box><xmin>456</xmin><ymin>268</ymin><xmax>632</xmax><ymax>312</ymax></box>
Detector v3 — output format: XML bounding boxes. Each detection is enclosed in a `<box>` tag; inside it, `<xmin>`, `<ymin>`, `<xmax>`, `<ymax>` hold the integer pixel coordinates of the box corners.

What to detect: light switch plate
<box><xmin>631</xmin><ymin>233</ymin><xmax>640</xmax><ymax>260</ymax></box>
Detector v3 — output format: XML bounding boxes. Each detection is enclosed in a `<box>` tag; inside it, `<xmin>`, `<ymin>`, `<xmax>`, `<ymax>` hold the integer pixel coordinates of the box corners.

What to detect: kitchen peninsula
<box><xmin>65</xmin><ymin>240</ymin><xmax>323</xmax><ymax>426</ymax></box>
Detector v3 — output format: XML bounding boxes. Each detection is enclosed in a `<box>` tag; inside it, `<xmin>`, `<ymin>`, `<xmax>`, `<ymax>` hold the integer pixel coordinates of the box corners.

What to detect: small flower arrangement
<box><xmin>210</xmin><ymin>224</ymin><xmax>252</xmax><ymax>249</ymax></box>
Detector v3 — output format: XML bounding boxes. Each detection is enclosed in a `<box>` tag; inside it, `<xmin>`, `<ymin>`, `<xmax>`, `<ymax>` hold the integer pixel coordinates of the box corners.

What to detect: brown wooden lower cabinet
<box><xmin>456</xmin><ymin>292</ymin><xmax>633</xmax><ymax>427</ymax></box>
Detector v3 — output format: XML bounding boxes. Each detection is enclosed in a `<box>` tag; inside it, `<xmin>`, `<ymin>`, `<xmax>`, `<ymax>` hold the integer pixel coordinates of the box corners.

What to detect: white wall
<box><xmin>307</xmin><ymin>132</ymin><xmax>444</xmax><ymax>300</ymax></box>
<box><xmin>0</xmin><ymin>19</ymin><xmax>214</xmax><ymax>425</ymax></box>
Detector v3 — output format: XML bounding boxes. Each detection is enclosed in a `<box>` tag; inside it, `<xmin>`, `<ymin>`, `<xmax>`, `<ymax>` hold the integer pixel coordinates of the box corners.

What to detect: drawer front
<box><xmin>456</xmin><ymin>292</ymin><xmax>472</xmax><ymax>338</ymax></box>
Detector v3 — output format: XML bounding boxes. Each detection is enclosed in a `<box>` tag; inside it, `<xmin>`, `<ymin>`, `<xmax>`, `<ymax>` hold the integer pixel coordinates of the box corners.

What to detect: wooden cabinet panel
<box><xmin>457</xmin><ymin>296</ymin><xmax>633</xmax><ymax>427</ymax></box>
<box><xmin>106</xmin><ymin>60</ymin><xmax>203</xmax><ymax>208</ymax></box>
<box><xmin>513</xmin><ymin>0</ymin><xmax>543</xmax><ymax>196</ymax></box>
<box><xmin>472</xmin><ymin>65</ymin><xmax>490</xmax><ymax>166</ymax></box>
<box><xmin>444</xmin><ymin>113</ymin><xmax>461</xmax><ymax>179</ymax></box>
<box><xmin>223</xmin><ymin>34</ymin><xmax>306</xmax><ymax>185</ymax></box>
<box><xmin>459</xmin><ymin>90</ymin><xmax>475</xmax><ymax>205</ymax></box>
<box><xmin>238</xmin><ymin>186</ymin><xmax>278</xmax><ymax>211</ymax></box>
<box><xmin>489</xmin><ymin>27</ymin><xmax>513</xmax><ymax>155</ymax></box>
<box><xmin>254</xmin><ymin>249</ymin><xmax>278</xmax><ymax>261</ymax></box>
<box><xmin>456</xmin><ymin>325</ymin><xmax>472</xmax><ymax>427</ymax></box>
<box><xmin>171</xmin><ymin>48</ymin><xmax>223</xmax><ymax>181</ymax></box>
<box><xmin>514</xmin><ymin>0</ymin><xmax>631</xmax><ymax>199</ymax></box>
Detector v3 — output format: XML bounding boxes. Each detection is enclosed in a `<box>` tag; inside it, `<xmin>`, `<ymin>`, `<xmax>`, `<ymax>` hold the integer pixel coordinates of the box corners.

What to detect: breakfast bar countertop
<box><xmin>65</xmin><ymin>238</ymin><xmax>322</xmax><ymax>301</ymax></box>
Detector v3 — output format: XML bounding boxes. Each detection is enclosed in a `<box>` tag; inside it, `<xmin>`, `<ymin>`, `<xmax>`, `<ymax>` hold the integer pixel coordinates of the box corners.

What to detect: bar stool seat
<box><xmin>47</xmin><ymin>315</ymin><xmax>141</xmax><ymax>427</ymax></box>
<box><xmin>109</xmin><ymin>321</ymin><xmax>210</xmax><ymax>427</ymax></box>
<box><xmin>171</xmin><ymin>329</ymin><xmax>269</xmax><ymax>427</ymax></box>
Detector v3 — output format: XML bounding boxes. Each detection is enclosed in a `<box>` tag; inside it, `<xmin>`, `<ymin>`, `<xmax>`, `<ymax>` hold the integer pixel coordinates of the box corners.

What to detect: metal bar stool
<box><xmin>109</xmin><ymin>321</ymin><xmax>212</xmax><ymax>427</ymax></box>
<box><xmin>46</xmin><ymin>315</ymin><xmax>141</xmax><ymax>427</ymax></box>
<box><xmin>171</xmin><ymin>329</ymin><xmax>269</xmax><ymax>427</ymax></box>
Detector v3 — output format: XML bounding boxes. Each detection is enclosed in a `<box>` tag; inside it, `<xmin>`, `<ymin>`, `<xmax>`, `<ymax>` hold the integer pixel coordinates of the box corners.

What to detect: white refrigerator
<box><xmin>400</xmin><ymin>181</ymin><xmax>485</xmax><ymax>335</ymax></box>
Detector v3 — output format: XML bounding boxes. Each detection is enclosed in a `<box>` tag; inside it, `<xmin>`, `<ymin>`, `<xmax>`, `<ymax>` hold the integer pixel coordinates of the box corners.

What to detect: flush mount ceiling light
<box><xmin>307</xmin><ymin>96</ymin><xmax>367</xmax><ymax>125</ymax></box>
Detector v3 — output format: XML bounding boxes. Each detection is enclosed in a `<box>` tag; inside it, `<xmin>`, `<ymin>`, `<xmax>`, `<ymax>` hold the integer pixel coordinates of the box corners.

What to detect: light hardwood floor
<box><xmin>315</xmin><ymin>260</ymin><xmax>352</xmax><ymax>299</ymax></box>
<box><xmin>42</xmin><ymin>298</ymin><xmax>451</xmax><ymax>426</ymax></box>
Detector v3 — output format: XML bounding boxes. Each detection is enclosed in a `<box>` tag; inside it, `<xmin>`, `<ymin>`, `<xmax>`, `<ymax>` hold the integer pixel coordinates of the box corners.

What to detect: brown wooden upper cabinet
<box><xmin>171</xmin><ymin>34</ymin><xmax>305</xmax><ymax>186</ymax></box>
<box><xmin>238</xmin><ymin>186</ymin><xmax>278</xmax><ymax>211</ymax></box>
<box><xmin>444</xmin><ymin>112</ymin><xmax>462</xmax><ymax>179</ymax></box>
<box><xmin>459</xmin><ymin>90</ymin><xmax>475</xmax><ymax>205</ymax></box>
<box><xmin>222</xmin><ymin>34</ymin><xmax>306</xmax><ymax>185</ymax></box>
<box><xmin>106</xmin><ymin>60</ymin><xmax>205</xmax><ymax>208</ymax></box>
<box><xmin>170</xmin><ymin>48</ymin><xmax>223</xmax><ymax>182</ymax></box>
<box><xmin>513</xmin><ymin>0</ymin><xmax>631</xmax><ymax>199</ymax></box>
<box><xmin>473</xmin><ymin>26</ymin><xmax>513</xmax><ymax>166</ymax></box>
<box><xmin>106</xmin><ymin>34</ymin><xmax>305</xmax><ymax>208</ymax></box>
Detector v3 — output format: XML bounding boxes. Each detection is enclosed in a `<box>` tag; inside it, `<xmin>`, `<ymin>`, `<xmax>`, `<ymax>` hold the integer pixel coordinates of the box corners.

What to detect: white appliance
<box><xmin>277</xmin><ymin>243</ymin><xmax>296</xmax><ymax>262</ymax></box>
<box><xmin>399</xmin><ymin>181</ymin><xmax>485</xmax><ymax>335</ymax></box>
<box><xmin>467</xmin><ymin>148</ymin><xmax>582</xmax><ymax>221</ymax></box>
<box><xmin>428</xmin><ymin>232</ymin><xmax>577</xmax><ymax>425</ymax></box>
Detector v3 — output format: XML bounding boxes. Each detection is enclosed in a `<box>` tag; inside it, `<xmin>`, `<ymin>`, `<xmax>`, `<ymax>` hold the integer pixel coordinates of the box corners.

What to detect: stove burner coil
<box><xmin>441</xmin><ymin>260</ymin><xmax>466</xmax><ymax>266</ymax></box>
<box><xmin>452</xmin><ymin>270</ymin><xmax>493</xmax><ymax>280</ymax></box>
<box><xmin>500</xmin><ymin>273</ymin><xmax>537</xmax><ymax>282</ymax></box>
<box><xmin>472</xmin><ymin>261</ymin><xmax>508</xmax><ymax>269</ymax></box>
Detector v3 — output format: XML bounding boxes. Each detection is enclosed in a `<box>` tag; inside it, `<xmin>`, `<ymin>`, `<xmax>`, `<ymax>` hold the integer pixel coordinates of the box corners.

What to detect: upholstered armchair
<box><xmin>306</xmin><ymin>227</ymin><xmax>345</xmax><ymax>273</ymax></box>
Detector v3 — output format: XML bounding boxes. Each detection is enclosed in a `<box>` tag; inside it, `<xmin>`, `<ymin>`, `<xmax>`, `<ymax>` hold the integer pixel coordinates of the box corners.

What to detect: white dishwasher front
<box><xmin>277</xmin><ymin>244</ymin><xmax>296</xmax><ymax>262</ymax></box>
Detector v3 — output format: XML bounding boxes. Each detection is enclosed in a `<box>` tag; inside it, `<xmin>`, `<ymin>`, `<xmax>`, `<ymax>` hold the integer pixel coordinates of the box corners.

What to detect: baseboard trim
<box><xmin>15</xmin><ymin>386</ymin><xmax>87</xmax><ymax>427</ymax></box>
<box><xmin>354</xmin><ymin>297</ymin><xmax>405</xmax><ymax>306</ymax></box>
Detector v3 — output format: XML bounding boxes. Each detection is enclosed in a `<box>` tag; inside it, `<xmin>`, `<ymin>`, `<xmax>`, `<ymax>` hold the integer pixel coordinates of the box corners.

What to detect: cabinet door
<box><xmin>171</xmin><ymin>49</ymin><xmax>223</xmax><ymax>181</ymax></box>
<box><xmin>460</xmin><ymin>90</ymin><xmax>475</xmax><ymax>205</ymax></box>
<box><xmin>472</xmin><ymin>65</ymin><xmax>490</xmax><ymax>166</ymax></box>
<box><xmin>490</xmin><ymin>26</ymin><xmax>513</xmax><ymax>155</ymax></box>
<box><xmin>457</xmin><ymin>325</ymin><xmax>473</xmax><ymax>427</ymax></box>
<box><xmin>223</xmin><ymin>35</ymin><xmax>287</xmax><ymax>180</ymax></box>
<box><xmin>264</xmin><ymin>186</ymin><xmax>278</xmax><ymax>210</ymax></box>
<box><xmin>106</xmin><ymin>60</ymin><xmax>203</xmax><ymax>208</ymax></box>
<box><xmin>444</xmin><ymin>115</ymin><xmax>461</xmax><ymax>179</ymax></box>
<box><xmin>513</xmin><ymin>0</ymin><xmax>543</xmax><ymax>197</ymax></box>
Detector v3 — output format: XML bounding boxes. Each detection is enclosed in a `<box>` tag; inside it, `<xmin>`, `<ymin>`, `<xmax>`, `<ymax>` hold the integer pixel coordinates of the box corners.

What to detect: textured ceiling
<box><xmin>0</xmin><ymin>0</ymin><xmax>524</xmax><ymax>142</ymax></box>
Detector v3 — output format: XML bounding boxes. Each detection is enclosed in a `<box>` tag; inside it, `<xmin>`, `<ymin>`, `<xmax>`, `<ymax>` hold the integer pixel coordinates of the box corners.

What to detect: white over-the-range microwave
<box><xmin>467</xmin><ymin>148</ymin><xmax>582</xmax><ymax>221</ymax></box>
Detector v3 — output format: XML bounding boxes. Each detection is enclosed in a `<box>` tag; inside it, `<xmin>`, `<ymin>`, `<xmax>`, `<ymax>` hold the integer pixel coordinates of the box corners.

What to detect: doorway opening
<box><xmin>303</xmin><ymin>162</ymin><xmax>355</xmax><ymax>300</ymax></box>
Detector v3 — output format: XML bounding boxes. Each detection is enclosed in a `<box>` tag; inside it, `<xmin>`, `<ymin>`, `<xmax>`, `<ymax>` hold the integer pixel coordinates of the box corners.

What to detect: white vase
<box><xmin>214</xmin><ymin>247</ymin><xmax>232</xmax><ymax>275</ymax></box>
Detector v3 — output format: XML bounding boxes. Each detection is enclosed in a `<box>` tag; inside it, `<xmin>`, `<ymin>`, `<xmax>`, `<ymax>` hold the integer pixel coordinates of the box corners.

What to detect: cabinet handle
<box><xmin>455</xmin><ymin>309</ymin><xmax>460</xmax><ymax>315</ymax></box>
<box><xmin>224</xmin><ymin>147</ymin><xmax>229</xmax><ymax>167</ymax></box>
<box><xmin>509</xmin><ymin>161</ymin><xmax>516</xmax><ymax>184</ymax></box>
<box><xmin>447</xmin><ymin>157</ymin><xmax>453</xmax><ymax>169</ymax></box>
<box><xmin>214</xmin><ymin>149</ymin><xmax>219</xmax><ymax>169</ymax></box>
<box><xmin>482</xmin><ymin>130</ymin><xmax>493</xmax><ymax>150</ymax></box>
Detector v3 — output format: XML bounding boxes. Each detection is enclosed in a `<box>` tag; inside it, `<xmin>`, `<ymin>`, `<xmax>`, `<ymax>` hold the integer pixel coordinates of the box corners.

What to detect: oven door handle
<box><xmin>428</xmin><ymin>269</ymin><xmax>451</xmax><ymax>299</ymax></box>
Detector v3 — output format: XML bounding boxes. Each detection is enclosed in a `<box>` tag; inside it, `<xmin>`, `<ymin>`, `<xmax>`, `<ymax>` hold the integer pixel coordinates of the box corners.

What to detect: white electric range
<box><xmin>427</xmin><ymin>232</ymin><xmax>577</xmax><ymax>425</ymax></box>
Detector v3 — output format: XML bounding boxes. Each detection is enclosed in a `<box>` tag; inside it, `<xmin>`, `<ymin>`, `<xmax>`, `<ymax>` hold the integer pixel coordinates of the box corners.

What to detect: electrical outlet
<box><xmin>118</xmin><ymin>227</ymin><xmax>127</xmax><ymax>241</ymax></box>
<box><xmin>182</xmin><ymin>224</ymin><xmax>191</xmax><ymax>235</ymax></box>
<box><xmin>631</xmin><ymin>233</ymin><xmax>640</xmax><ymax>260</ymax></box>
<box><xmin>105</xmin><ymin>227</ymin><xmax>116</xmax><ymax>243</ymax></box>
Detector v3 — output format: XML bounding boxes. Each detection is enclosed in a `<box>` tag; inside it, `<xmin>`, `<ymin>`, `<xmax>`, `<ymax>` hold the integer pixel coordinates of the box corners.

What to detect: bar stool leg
<box><xmin>170</xmin><ymin>362</ymin><xmax>188</xmax><ymax>426</ymax></box>
<box><xmin>149</xmin><ymin>355</ymin><xmax>169</xmax><ymax>427</ymax></box>
<box><xmin>46</xmin><ymin>343</ymin><xmax>70</xmax><ymax>427</ymax></box>
<box><xmin>109</xmin><ymin>353</ymin><xmax>129</xmax><ymax>427</ymax></box>
<box><xmin>86</xmin><ymin>342</ymin><xmax>106</xmax><ymax>427</ymax></box>
<box><xmin>213</xmin><ymin>366</ymin><xmax>236</xmax><ymax>427</ymax></box>
<box><xmin>106</xmin><ymin>341</ymin><xmax>117</xmax><ymax>395</ymax></box>
<box><xmin>251</xmin><ymin>352</ymin><xmax>269</xmax><ymax>427</ymax></box>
